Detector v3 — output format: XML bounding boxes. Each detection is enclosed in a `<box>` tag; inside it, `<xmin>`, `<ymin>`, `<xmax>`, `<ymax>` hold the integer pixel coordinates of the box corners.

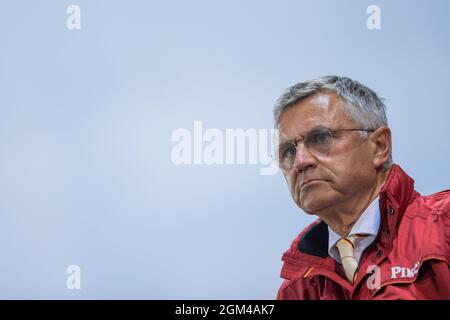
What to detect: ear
<box><xmin>370</xmin><ymin>126</ymin><xmax>392</xmax><ymax>169</ymax></box>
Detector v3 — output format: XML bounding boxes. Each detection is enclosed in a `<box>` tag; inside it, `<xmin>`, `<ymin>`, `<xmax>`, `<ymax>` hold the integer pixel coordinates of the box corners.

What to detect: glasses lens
<box><xmin>305</xmin><ymin>129</ymin><xmax>333</xmax><ymax>154</ymax></box>
<box><xmin>278</xmin><ymin>129</ymin><xmax>335</xmax><ymax>169</ymax></box>
<box><xmin>278</xmin><ymin>143</ymin><xmax>296</xmax><ymax>169</ymax></box>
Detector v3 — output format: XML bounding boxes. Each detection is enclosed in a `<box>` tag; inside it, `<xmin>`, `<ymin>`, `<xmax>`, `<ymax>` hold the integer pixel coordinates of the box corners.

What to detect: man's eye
<box><xmin>281</xmin><ymin>145</ymin><xmax>296</xmax><ymax>160</ymax></box>
<box><xmin>309</xmin><ymin>131</ymin><xmax>332</xmax><ymax>145</ymax></box>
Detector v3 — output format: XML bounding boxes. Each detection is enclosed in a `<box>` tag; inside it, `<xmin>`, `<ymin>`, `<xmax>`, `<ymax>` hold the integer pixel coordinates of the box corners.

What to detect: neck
<box><xmin>320</xmin><ymin>167</ymin><xmax>391</xmax><ymax>237</ymax></box>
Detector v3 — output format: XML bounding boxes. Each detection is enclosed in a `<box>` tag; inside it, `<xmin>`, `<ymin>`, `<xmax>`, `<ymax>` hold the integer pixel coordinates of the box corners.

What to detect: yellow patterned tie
<box><xmin>336</xmin><ymin>234</ymin><xmax>367</xmax><ymax>284</ymax></box>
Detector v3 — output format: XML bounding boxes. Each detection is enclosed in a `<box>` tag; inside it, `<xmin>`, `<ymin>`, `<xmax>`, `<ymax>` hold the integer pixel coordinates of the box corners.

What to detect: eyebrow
<box><xmin>280</xmin><ymin>125</ymin><xmax>328</xmax><ymax>144</ymax></box>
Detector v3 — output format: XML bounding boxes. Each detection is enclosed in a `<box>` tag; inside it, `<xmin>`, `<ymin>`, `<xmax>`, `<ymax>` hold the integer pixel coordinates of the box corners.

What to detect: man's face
<box><xmin>277</xmin><ymin>91</ymin><xmax>378</xmax><ymax>215</ymax></box>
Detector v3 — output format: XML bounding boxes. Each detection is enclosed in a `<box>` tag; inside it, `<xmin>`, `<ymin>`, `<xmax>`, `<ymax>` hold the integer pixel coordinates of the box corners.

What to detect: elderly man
<box><xmin>275</xmin><ymin>76</ymin><xmax>450</xmax><ymax>300</ymax></box>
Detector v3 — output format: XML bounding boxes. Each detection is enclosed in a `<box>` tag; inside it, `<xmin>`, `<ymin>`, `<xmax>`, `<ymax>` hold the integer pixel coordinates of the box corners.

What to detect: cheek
<box><xmin>327</xmin><ymin>160</ymin><xmax>374</xmax><ymax>193</ymax></box>
<box><xmin>325</xmin><ymin>147</ymin><xmax>371</xmax><ymax>182</ymax></box>
<box><xmin>338</xmin><ymin>140</ymin><xmax>373</xmax><ymax>167</ymax></box>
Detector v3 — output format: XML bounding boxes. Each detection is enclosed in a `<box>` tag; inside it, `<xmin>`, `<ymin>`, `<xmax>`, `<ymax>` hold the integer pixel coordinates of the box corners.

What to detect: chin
<box><xmin>299</xmin><ymin>205</ymin><xmax>316</xmax><ymax>215</ymax></box>
<box><xmin>298</xmin><ymin>193</ymin><xmax>331</xmax><ymax>215</ymax></box>
<box><xmin>299</xmin><ymin>202</ymin><xmax>321</xmax><ymax>214</ymax></box>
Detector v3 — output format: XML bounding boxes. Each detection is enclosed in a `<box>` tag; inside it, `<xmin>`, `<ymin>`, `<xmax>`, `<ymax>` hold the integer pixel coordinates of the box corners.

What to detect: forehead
<box><xmin>277</xmin><ymin>91</ymin><xmax>354</xmax><ymax>140</ymax></box>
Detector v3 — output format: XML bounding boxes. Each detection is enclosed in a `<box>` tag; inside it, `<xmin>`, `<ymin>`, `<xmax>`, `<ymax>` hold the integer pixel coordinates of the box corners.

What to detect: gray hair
<box><xmin>274</xmin><ymin>75</ymin><xmax>392</xmax><ymax>166</ymax></box>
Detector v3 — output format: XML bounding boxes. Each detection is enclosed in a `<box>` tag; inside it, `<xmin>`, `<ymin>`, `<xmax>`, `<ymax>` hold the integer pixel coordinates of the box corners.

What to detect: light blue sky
<box><xmin>0</xmin><ymin>0</ymin><xmax>449</xmax><ymax>299</ymax></box>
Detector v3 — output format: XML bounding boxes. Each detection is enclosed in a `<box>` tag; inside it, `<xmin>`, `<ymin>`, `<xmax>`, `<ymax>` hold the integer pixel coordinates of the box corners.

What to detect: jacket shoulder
<box><xmin>404</xmin><ymin>189</ymin><xmax>450</xmax><ymax>219</ymax></box>
<box><xmin>395</xmin><ymin>189</ymin><xmax>450</xmax><ymax>262</ymax></box>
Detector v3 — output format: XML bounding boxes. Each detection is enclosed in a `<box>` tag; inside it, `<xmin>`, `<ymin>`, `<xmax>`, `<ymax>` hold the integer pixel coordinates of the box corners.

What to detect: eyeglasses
<box><xmin>277</xmin><ymin>126</ymin><xmax>374</xmax><ymax>170</ymax></box>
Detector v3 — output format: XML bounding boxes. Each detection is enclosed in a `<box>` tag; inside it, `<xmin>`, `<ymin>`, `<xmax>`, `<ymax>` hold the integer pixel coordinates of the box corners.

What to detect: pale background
<box><xmin>0</xmin><ymin>0</ymin><xmax>449</xmax><ymax>298</ymax></box>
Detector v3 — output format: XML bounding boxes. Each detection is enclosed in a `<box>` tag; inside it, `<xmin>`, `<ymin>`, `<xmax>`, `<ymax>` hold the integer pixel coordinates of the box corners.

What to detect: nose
<box><xmin>293</xmin><ymin>142</ymin><xmax>317</xmax><ymax>172</ymax></box>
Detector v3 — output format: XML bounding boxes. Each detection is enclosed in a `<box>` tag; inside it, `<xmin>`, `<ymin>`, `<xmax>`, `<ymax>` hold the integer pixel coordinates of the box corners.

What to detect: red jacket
<box><xmin>277</xmin><ymin>164</ymin><xmax>450</xmax><ymax>300</ymax></box>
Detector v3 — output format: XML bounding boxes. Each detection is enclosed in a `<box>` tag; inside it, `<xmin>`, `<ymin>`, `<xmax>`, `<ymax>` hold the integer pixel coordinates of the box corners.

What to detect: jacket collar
<box><xmin>377</xmin><ymin>164</ymin><xmax>419</xmax><ymax>244</ymax></box>
<box><xmin>280</xmin><ymin>164</ymin><xmax>420</xmax><ymax>279</ymax></box>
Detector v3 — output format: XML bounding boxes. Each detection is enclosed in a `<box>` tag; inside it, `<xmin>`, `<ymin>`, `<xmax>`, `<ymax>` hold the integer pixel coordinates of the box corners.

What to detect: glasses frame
<box><xmin>277</xmin><ymin>127</ymin><xmax>375</xmax><ymax>170</ymax></box>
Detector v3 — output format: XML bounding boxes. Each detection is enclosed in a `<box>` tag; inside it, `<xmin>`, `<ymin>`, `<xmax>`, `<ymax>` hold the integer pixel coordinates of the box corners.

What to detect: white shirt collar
<box><xmin>327</xmin><ymin>196</ymin><xmax>381</xmax><ymax>264</ymax></box>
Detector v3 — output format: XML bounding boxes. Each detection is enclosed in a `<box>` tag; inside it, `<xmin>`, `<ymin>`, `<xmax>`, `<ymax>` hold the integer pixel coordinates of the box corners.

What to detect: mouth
<box><xmin>300</xmin><ymin>179</ymin><xmax>322</xmax><ymax>189</ymax></box>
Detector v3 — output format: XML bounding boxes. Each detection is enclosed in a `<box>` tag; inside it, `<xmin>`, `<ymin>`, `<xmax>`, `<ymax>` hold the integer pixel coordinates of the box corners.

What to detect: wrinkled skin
<box><xmin>277</xmin><ymin>90</ymin><xmax>392</xmax><ymax>236</ymax></box>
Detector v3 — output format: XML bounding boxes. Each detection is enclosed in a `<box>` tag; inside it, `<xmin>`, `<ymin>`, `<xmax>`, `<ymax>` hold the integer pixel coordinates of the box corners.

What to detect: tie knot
<box><xmin>342</xmin><ymin>233</ymin><xmax>369</xmax><ymax>248</ymax></box>
<box><xmin>336</xmin><ymin>237</ymin><xmax>355</xmax><ymax>251</ymax></box>
<box><xmin>335</xmin><ymin>234</ymin><xmax>369</xmax><ymax>261</ymax></box>
<box><xmin>347</xmin><ymin>233</ymin><xmax>368</xmax><ymax>247</ymax></box>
